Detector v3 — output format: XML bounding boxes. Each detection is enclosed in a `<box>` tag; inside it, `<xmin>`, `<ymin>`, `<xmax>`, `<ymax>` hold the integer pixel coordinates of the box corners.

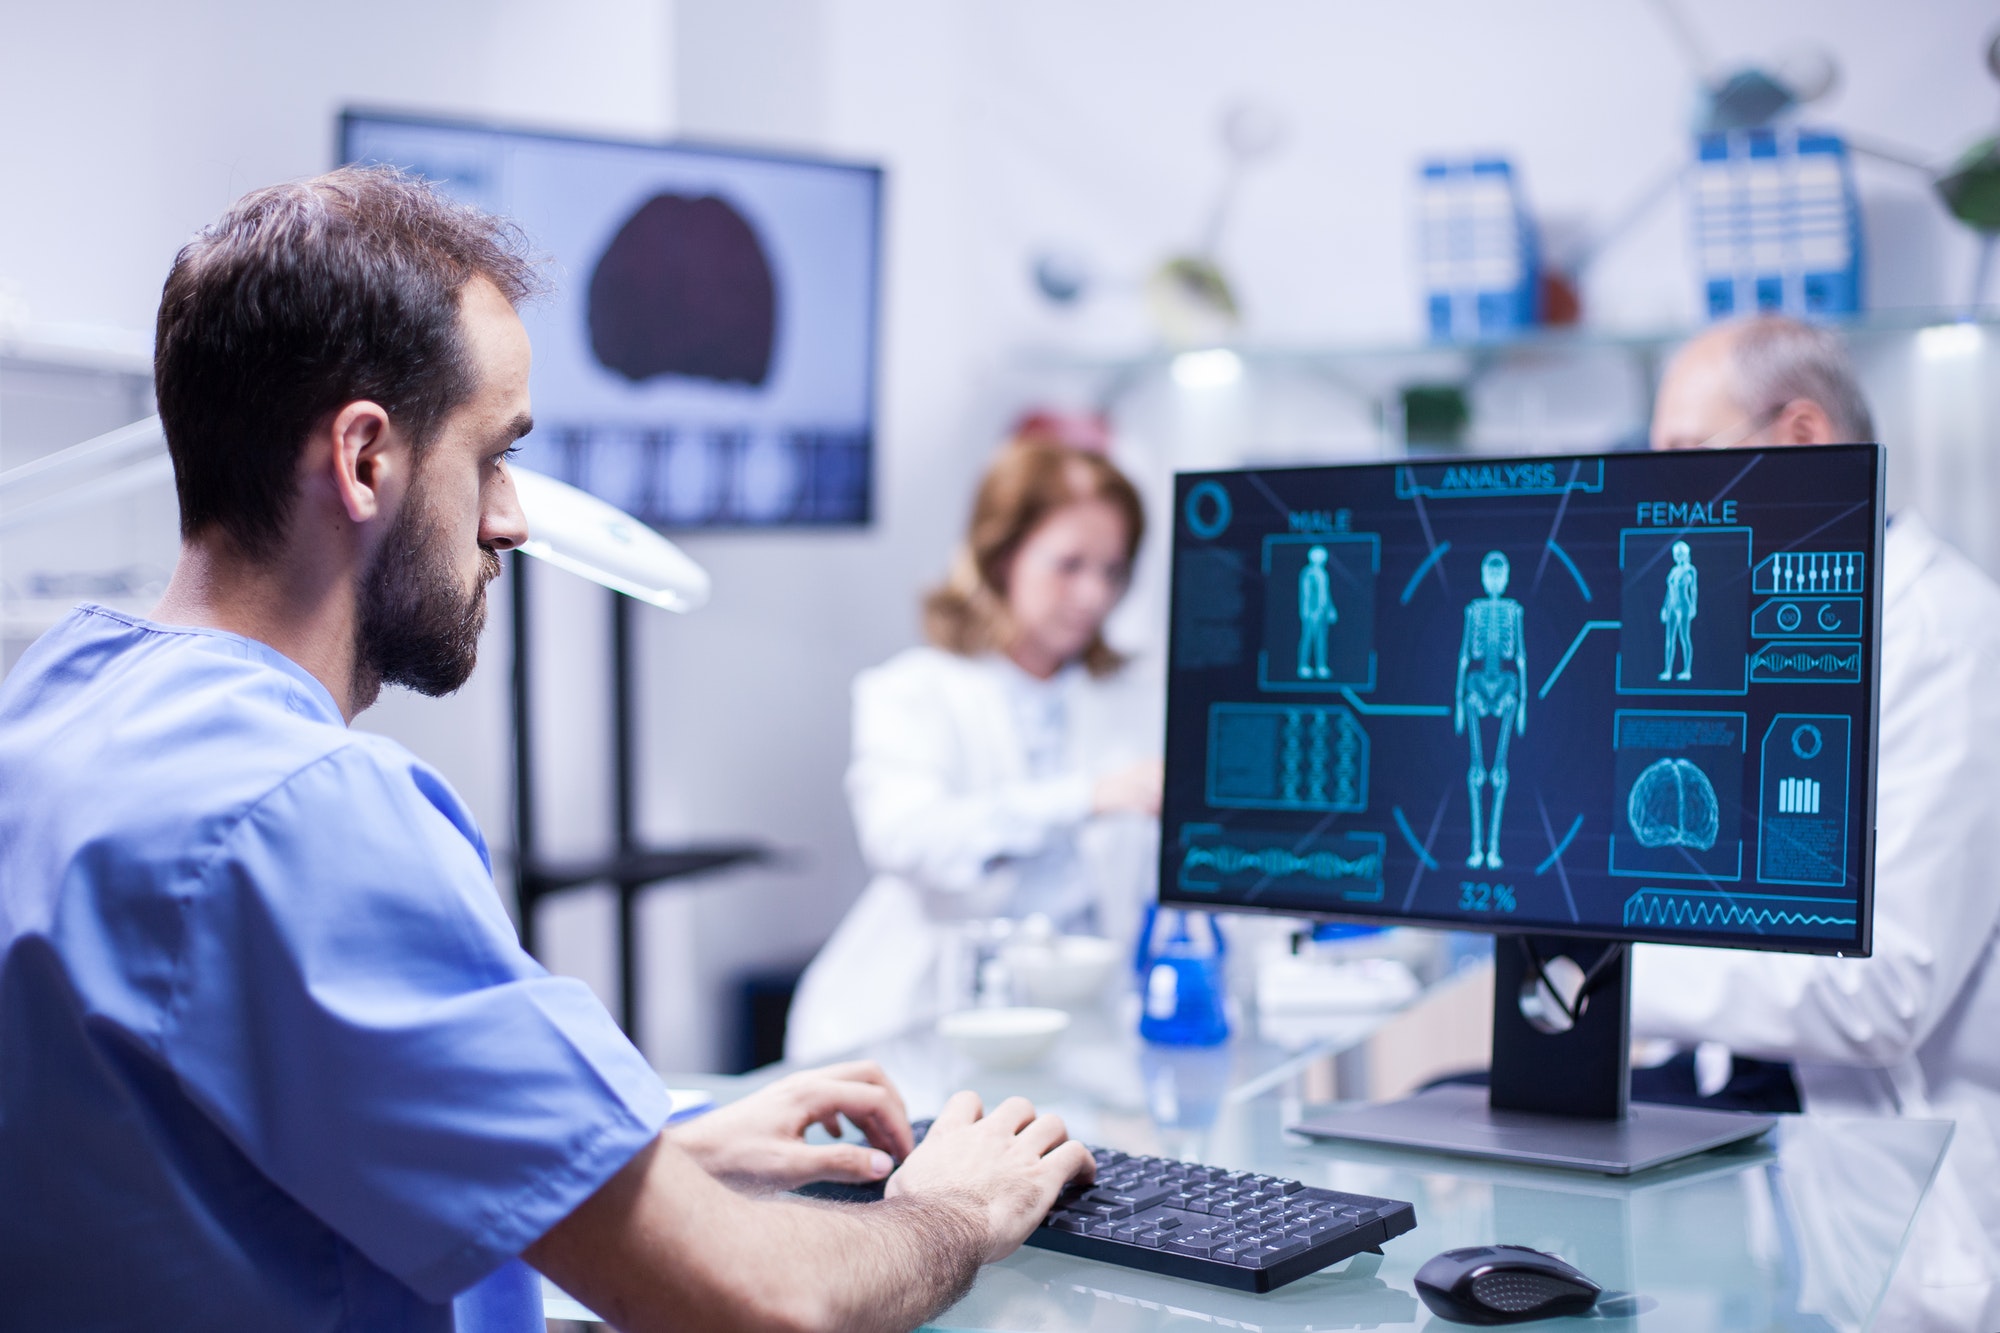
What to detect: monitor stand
<box><xmin>1290</xmin><ymin>934</ymin><xmax>1777</xmax><ymax>1176</ymax></box>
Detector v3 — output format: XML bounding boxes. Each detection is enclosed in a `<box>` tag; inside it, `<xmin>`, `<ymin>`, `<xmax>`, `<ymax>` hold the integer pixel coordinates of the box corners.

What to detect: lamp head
<box><xmin>509</xmin><ymin>465</ymin><xmax>710</xmax><ymax>612</ymax></box>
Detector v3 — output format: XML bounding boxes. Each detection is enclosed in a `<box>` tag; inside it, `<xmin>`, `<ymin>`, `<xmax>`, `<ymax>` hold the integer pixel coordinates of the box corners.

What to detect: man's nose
<box><xmin>483</xmin><ymin>465</ymin><xmax>530</xmax><ymax>552</ymax></box>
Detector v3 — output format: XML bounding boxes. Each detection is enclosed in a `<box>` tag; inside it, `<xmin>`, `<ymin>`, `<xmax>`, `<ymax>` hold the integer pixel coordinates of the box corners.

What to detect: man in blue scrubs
<box><xmin>0</xmin><ymin>168</ymin><xmax>1092</xmax><ymax>1332</ymax></box>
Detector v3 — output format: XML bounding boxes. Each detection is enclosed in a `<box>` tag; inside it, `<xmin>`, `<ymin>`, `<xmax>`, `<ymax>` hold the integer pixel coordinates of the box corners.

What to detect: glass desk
<box><xmin>921</xmin><ymin>1100</ymin><xmax>1946</xmax><ymax>1332</ymax></box>
<box><xmin>546</xmin><ymin>1003</ymin><xmax>1948</xmax><ymax>1332</ymax></box>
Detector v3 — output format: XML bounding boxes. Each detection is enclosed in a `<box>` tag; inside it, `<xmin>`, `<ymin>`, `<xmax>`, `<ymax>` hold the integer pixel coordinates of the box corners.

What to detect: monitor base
<box><xmin>1290</xmin><ymin>1083</ymin><xmax>1776</xmax><ymax>1176</ymax></box>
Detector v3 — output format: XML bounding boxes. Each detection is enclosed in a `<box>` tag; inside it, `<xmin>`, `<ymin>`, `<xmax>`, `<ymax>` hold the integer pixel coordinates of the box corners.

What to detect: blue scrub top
<box><xmin>0</xmin><ymin>607</ymin><xmax>671</xmax><ymax>1331</ymax></box>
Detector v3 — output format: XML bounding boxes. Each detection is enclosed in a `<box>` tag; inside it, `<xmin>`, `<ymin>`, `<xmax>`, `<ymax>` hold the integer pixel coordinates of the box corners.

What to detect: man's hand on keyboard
<box><xmin>669</xmin><ymin>1061</ymin><xmax>916</xmax><ymax>1192</ymax></box>
<box><xmin>884</xmin><ymin>1091</ymin><xmax>1096</xmax><ymax>1261</ymax></box>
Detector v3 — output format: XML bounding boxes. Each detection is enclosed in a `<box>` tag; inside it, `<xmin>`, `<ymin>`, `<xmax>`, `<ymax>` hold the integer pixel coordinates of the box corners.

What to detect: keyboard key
<box><xmin>1107</xmin><ymin>1186</ymin><xmax>1175</xmax><ymax>1210</ymax></box>
<box><xmin>1166</xmin><ymin>1237</ymin><xmax>1217</xmax><ymax>1258</ymax></box>
<box><xmin>1151</xmin><ymin>1215</ymin><xmax>1182</xmax><ymax>1232</ymax></box>
<box><xmin>1134</xmin><ymin>1230</ymin><xmax>1167</xmax><ymax>1248</ymax></box>
<box><xmin>1255</xmin><ymin>1237</ymin><xmax>1309</xmax><ymax>1264</ymax></box>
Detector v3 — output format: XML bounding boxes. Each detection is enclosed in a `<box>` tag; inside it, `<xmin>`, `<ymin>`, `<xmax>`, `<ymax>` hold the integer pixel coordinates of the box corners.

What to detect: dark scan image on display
<box><xmin>1161</xmin><ymin>446</ymin><xmax>1883</xmax><ymax>953</ymax></box>
<box><xmin>588</xmin><ymin>194</ymin><xmax>778</xmax><ymax>386</ymax></box>
<box><xmin>340</xmin><ymin>111</ymin><xmax>881</xmax><ymax>528</ymax></box>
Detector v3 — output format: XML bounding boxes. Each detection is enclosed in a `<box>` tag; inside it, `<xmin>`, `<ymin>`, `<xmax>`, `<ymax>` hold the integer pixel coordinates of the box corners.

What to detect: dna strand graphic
<box><xmin>1182</xmin><ymin>843</ymin><xmax>1382</xmax><ymax>883</ymax></box>
<box><xmin>1750</xmin><ymin>642</ymin><xmax>1862</xmax><ymax>683</ymax></box>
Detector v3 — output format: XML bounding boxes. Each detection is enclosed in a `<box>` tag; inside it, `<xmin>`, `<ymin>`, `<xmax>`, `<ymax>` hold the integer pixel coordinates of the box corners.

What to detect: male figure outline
<box><xmin>1660</xmin><ymin>540</ymin><xmax>1698</xmax><ymax>681</ymax></box>
<box><xmin>1298</xmin><ymin>545</ymin><xmax>1336</xmax><ymax>680</ymax></box>
<box><xmin>1455</xmin><ymin>551</ymin><xmax>1527</xmax><ymax>869</ymax></box>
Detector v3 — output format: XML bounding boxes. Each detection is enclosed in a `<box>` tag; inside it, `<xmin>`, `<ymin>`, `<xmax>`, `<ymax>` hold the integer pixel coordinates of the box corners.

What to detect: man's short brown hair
<box><xmin>154</xmin><ymin>166</ymin><xmax>543</xmax><ymax>556</ymax></box>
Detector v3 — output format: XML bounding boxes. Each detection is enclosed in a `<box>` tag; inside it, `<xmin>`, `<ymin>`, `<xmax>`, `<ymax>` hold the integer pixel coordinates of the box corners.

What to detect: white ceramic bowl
<box><xmin>936</xmin><ymin>1006</ymin><xmax>1071</xmax><ymax>1069</ymax></box>
<box><xmin>1001</xmin><ymin>934</ymin><xmax>1124</xmax><ymax>1008</ymax></box>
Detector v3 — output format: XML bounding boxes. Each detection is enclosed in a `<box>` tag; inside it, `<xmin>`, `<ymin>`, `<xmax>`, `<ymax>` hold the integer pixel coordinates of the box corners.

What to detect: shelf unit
<box><xmin>1018</xmin><ymin>307</ymin><xmax>2000</xmax><ymax>455</ymax></box>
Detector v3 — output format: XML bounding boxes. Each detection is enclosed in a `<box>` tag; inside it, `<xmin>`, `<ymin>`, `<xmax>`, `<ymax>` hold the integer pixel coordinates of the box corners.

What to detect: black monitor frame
<box><xmin>1160</xmin><ymin>445</ymin><xmax>1885</xmax><ymax>1170</ymax></box>
<box><xmin>1158</xmin><ymin>444</ymin><xmax>1884</xmax><ymax>960</ymax></box>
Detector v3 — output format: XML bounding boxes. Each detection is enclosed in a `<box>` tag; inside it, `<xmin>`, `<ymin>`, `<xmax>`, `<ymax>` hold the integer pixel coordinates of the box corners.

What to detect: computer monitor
<box><xmin>1159</xmin><ymin>445</ymin><xmax>1884</xmax><ymax>1171</ymax></box>
<box><xmin>340</xmin><ymin>110</ymin><xmax>882</xmax><ymax>528</ymax></box>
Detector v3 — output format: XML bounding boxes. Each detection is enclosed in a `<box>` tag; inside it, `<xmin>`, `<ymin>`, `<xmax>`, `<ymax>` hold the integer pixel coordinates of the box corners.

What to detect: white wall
<box><xmin>5</xmin><ymin>0</ymin><xmax>1997</xmax><ymax>1074</ymax></box>
<box><xmin>648</xmin><ymin>0</ymin><xmax>2000</xmax><ymax>1072</ymax></box>
<box><xmin>0</xmin><ymin>0</ymin><xmax>680</xmax><ymax>1046</ymax></box>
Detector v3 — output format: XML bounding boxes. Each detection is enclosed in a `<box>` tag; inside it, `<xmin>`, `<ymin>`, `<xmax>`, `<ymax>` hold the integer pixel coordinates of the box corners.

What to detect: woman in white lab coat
<box><xmin>786</xmin><ymin>442</ymin><xmax>1162</xmax><ymax>1062</ymax></box>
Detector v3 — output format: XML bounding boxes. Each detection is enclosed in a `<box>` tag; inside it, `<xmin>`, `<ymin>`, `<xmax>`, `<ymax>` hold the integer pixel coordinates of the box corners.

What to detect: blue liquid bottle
<box><xmin>1136</xmin><ymin>907</ymin><xmax>1230</xmax><ymax>1046</ymax></box>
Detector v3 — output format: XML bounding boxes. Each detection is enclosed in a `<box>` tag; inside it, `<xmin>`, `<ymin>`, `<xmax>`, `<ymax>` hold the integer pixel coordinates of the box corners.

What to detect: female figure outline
<box><xmin>1661</xmin><ymin>540</ymin><xmax>1698</xmax><ymax>681</ymax></box>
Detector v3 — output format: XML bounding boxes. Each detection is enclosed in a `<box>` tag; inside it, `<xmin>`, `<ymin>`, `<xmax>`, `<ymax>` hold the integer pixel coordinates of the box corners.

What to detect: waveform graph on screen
<box><xmin>1621</xmin><ymin>888</ymin><xmax>1857</xmax><ymax>939</ymax></box>
<box><xmin>1177</xmin><ymin>823</ymin><xmax>1387</xmax><ymax>904</ymax></box>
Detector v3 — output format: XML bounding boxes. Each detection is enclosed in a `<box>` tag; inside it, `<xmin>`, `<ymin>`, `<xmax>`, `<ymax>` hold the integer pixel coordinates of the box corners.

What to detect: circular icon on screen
<box><xmin>1185</xmin><ymin>481</ymin><xmax>1232</xmax><ymax>540</ymax></box>
<box><xmin>1791</xmin><ymin>724</ymin><xmax>1824</xmax><ymax>760</ymax></box>
<box><xmin>1776</xmin><ymin>602</ymin><xmax>1803</xmax><ymax>632</ymax></box>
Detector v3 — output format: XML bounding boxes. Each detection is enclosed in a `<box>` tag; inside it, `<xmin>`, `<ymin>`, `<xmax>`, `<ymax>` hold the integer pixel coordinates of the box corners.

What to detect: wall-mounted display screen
<box><xmin>1160</xmin><ymin>445</ymin><xmax>1884</xmax><ymax>955</ymax></box>
<box><xmin>342</xmin><ymin>111</ymin><xmax>882</xmax><ymax>528</ymax></box>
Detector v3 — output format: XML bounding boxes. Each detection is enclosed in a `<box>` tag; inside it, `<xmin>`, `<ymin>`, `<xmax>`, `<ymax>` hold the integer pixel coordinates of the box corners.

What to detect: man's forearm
<box><xmin>783</xmin><ymin>1192</ymin><xmax>988</xmax><ymax>1332</ymax></box>
<box><xmin>528</xmin><ymin>1133</ymin><xmax>991</xmax><ymax>1333</ymax></box>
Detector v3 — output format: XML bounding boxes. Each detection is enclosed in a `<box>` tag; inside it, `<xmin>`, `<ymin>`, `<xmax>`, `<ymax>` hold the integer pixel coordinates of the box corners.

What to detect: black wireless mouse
<box><xmin>1414</xmin><ymin>1245</ymin><xmax>1601</xmax><ymax>1325</ymax></box>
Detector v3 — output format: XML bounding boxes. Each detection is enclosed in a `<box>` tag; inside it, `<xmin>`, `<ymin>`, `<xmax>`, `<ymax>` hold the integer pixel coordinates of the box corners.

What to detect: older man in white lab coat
<box><xmin>1637</xmin><ymin>315</ymin><xmax>2000</xmax><ymax>1330</ymax></box>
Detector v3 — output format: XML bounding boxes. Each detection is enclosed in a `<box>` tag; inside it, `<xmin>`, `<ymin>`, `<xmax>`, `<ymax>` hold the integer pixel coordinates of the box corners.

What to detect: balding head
<box><xmin>1651</xmin><ymin>315</ymin><xmax>1875</xmax><ymax>451</ymax></box>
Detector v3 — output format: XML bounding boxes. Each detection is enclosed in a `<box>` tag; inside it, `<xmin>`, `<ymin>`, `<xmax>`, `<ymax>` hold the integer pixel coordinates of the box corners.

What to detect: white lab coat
<box><xmin>1633</xmin><ymin>513</ymin><xmax>2000</xmax><ymax>1331</ymax></box>
<box><xmin>786</xmin><ymin>647</ymin><xmax>1162</xmax><ymax>1062</ymax></box>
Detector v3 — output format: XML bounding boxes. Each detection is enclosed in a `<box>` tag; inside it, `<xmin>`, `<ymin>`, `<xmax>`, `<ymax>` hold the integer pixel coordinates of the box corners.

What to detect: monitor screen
<box><xmin>1159</xmin><ymin>445</ymin><xmax>1883</xmax><ymax>955</ymax></box>
<box><xmin>341</xmin><ymin>110</ymin><xmax>882</xmax><ymax>528</ymax></box>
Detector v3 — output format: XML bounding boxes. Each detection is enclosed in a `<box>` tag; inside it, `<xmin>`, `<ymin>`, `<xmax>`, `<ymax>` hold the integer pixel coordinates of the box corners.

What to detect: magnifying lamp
<box><xmin>508</xmin><ymin>464</ymin><xmax>708</xmax><ymax>612</ymax></box>
<box><xmin>0</xmin><ymin>415</ymin><xmax>712</xmax><ymax>617</ymax></box>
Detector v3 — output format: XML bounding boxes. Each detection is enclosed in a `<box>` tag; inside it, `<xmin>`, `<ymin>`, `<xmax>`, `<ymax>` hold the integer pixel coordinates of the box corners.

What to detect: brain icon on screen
<box><xmin>1626</xmin><ymin>758</ymin><xmax>1720</xmax><ymax>851</ymax></box>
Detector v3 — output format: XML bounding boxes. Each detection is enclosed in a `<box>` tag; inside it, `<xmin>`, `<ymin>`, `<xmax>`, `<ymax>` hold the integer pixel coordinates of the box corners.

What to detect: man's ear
<box><xmin>328</xmin><ymin>400</ymin><xmax>403</xmax><ymax>523</ymax></box>
<box><xmin>1773</xmin><ymin>397</ymin><xmax>1839</xmax><ymax>446</ymax></box>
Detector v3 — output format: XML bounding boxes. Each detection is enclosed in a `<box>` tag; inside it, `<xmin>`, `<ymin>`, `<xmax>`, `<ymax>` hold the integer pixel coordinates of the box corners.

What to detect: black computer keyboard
<box><xmin>797</xmin><ymin>1120</ymin><xmax>1417</xmax><ymax>1293</ymax></box>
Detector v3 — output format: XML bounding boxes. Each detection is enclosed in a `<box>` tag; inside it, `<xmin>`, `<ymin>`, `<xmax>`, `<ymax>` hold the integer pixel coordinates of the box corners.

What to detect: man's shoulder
<box><xmin>0</xmin><ymin>608</ymin><xmax>443</xmax><ymax>864</ymax></box>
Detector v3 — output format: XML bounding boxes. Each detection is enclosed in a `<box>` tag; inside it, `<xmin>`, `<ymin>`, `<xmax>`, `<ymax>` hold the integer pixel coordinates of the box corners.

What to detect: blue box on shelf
<box><xmin>1418</xmin><ymin>157</ymin><xmax>1542</xmax><ymax>342</ymax></box>
<box><xmin>1691</xmin><ymin>128</ymin><xmax>1864</xmax><ymax>321</ymax></box>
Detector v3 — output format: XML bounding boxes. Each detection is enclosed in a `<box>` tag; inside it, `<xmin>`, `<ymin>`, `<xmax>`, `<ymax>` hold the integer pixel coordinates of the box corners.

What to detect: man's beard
<box><xmin>355</xmin><ymin>486</ymin><xmax>502</xmax><ymax>703</ymax></box>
